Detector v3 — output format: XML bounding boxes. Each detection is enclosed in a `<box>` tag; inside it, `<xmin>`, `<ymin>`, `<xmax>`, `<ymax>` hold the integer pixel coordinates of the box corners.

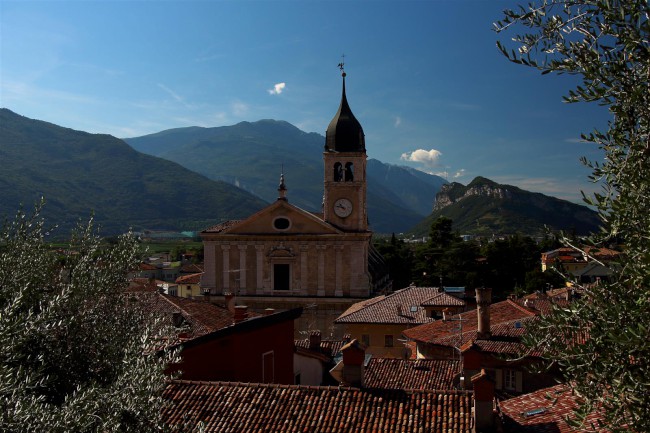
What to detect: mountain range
<box><xmin>0</xmin><ymin>109</ymin><xmax>267</xmax><ymax>236</ymax></box>
<box><xmin>1</xmin><ymin>108</ymin><xmax>599</xmax><ymax>237</ymax></box>
<box><xmin>124</xmin><ymin>120</ymin><xmax>448</xmax><ymax>232</ymax></box>
<box><xmin>409</xmin><ymin>176</ymin><xmax>601</xmax><ymax>237</ymax></box>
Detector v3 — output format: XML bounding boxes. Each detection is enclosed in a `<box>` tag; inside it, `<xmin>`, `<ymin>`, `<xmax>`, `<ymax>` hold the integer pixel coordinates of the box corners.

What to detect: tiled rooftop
<box><xmin>335</xmin><ymin>286</ymin><xmax>465</xmax><ymax>325</ymax></box>
<box><xmin>139</xmin><ymin>262</ymin><xmax>158</xmax><ymax>270</ymax></box>
<box><xmin>364</xmin><ymin>358</ymin><xmax>459</xmax><ymax>390</ymax></box>
<box><xmin>403</xmin><ymin>299</ymin><xmax>537</xmax><ymax>343</ymax></box>
<box><xmin>294</xmin><ymin>338</ymin><xmax>346</xmax><ymax>358</ymax></box>
<box><xmin>180</xmin><ymin>263</ymin><xmax>204</xmax><ymax>273</ymax></box>
<box><xmin>163</xmin><ymin>380</ymin><xmax>474</xmax><ymax>433</ymax></box>
<box><xmin>127</xmin><ymin>277</ymin><xmax>160</xmax><ymax>292</ymax></box>
<box><xmin>201</xmin><ymin>220</ymin><xmax>243</xmax><ymax>234</ymax></box>
<box><xmin>500</xmin><ymin>384</ymin><xmax>608</xmax><ymax>432</ymax></box>
<box><xmin>429</xmin><ymin>316</ymin><xmax>541</xmax><ymax>357</ymax></box>
<box><xmin>133</xmin><ymin>292</ymin><xmax>258</xmax><ymax>340</ymax></box>
<box><xmin>175</xmin><ymin>272</ymin><xmax>203</xmax><ymax>284</ymax></box>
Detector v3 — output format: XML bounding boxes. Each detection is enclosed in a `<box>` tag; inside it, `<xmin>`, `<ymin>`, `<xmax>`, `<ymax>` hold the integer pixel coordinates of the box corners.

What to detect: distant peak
<box><xmin>468</xmin><ymin>176</ymin><xmax>498</xmax><ymax>187</ymax></box>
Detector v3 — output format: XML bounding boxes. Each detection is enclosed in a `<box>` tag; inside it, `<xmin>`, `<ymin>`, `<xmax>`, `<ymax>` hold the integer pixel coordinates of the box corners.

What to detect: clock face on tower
<box><xmin>334</xmin><ymin>198</ymin><xmax>353</xmax><ymax>218</ymax></box>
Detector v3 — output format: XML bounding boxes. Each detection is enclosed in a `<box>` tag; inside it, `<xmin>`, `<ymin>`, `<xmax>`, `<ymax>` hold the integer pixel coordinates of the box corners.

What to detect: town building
<box><xmin>199</xmin><ymin>71</ymin><xmax>389</xmax><ymax>335</ymax></box>
<box><xmin>132</xmin><ymin>289</ymin><xmax>300</xmax><ymax>384</ymax></box>
<box><xmin>174</xmin><ymin>272</ymin><xmax>203</xmax><ymax>298</ymax></box>
<box><xmin>404</xmin><ymin>288</ymin><xmax>560</xmax><ymax>396</ymax></box>
<box><xmin>293</xmin><ymin>331</ymin><xmax>348</xmax><ymax>386</ymax></box>
<box><xmin>335</xmin><ymin>285</ymin><xmax>466</xmax><ymax>357</ymax></box>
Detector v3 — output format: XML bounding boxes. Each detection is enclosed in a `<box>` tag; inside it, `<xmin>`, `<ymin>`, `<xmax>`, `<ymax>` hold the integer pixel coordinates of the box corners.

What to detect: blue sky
<box><xmin>1</xmin><ymin>0</ymin><xmax>609</xmax><ymax>203</ymax></box>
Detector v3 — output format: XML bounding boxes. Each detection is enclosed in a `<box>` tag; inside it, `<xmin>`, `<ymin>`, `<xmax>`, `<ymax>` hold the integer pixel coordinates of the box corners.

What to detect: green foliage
<box><xmin>412</xmin><ymin>217</ymin><xmax>481</xmax><ymax>288</ymax></box>
<box><xmin>406</xmin><ymin>217</ymin><xmax>561</xmax><ymax>296</ymax></box>
<box><xmin>481</xmin><ymin>234</ymin><xmax>547</xmax><ymax>298</ymax></box>
<box><xmin>0</xmin><ymin>203</ymin><xmax>177</xmax><ymax>432</ymax></box>
<box><xmin>495</xmin><ymin>1</ymin><xmax>650</xmax><ymax>430</ymax></box>
<box><xmin>374</xmin><ymin>235</ymin><xmax>414</xmax><ymax>289</ymax></box>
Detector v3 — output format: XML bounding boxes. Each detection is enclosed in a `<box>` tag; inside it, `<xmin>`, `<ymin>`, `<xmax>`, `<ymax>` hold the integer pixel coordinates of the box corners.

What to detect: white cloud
<box><xmin>157</xmin><ymin>83</ymin><xmax>183</xmax><ymax>103</ymax></box>
<box><xmin>268</xmin><ymin>82</ymin><xmax>286</xmax><ymax>95</ymax></box>
<box><xmin>450</xmin><ymin>102</ymin><xmax>481</xmax><ymax>111</ymax></box>
<box><xmin>453</xmin><ymin>169</ymin><xmax>466</xmax><ymax>178</ymax></box>
<box><xmin>400</xmin><ymin>148</ymin><xmax>443</xmax><ymax>168</ymax></box>
<box><xmin>232</xmin><ymin>101</ymin><xmax>249</xmax><ymax>117</ymax></box>
<box><xmin>394</xmin><ymin>116</ymin><xmax>402</xmax><ymax>127</ymax></box>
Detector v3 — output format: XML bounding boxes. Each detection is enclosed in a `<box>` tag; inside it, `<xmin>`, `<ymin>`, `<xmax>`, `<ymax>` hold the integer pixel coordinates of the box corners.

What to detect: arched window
<box><xmin>345</xmin><ymin>162</ymin><xmax>354</xmax><ymax>181</ymax></box>
<box><xmin>334</xmin><ymin>162</ymin><xmax>343</xmax><ymax>181</ymax></box>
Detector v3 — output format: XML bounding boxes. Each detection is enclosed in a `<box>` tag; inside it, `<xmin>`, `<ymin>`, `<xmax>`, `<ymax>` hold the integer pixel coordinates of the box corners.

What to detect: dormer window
<box><xmin>273</xmin><ymin>217</ymin><xmax>291</xmax><ymax>231</ymax></box>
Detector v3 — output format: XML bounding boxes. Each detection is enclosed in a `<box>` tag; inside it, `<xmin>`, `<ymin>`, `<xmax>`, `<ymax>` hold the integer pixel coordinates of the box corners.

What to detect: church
<box><xmin>200</xmin><ymin>70</ymin><xmax>390</xmax><ymax>334</ymax></box>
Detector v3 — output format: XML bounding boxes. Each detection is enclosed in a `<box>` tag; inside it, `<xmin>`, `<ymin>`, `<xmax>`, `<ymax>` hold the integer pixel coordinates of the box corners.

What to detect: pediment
<box><xmin>223</xmin><ymin>200</ymin><xmax>340</xmax><ymax>235</ymax></box>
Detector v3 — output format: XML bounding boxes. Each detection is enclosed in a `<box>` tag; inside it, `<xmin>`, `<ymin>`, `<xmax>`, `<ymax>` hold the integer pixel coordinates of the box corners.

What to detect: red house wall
<box><xmin>174</xmin><ymin>319</ymin><xmax>295</xmax><ymax>384</ymax></box>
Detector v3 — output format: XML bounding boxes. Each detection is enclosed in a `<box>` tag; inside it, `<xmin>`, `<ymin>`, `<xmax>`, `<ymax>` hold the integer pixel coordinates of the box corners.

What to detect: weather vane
<box><xmin>338</xmin><ymin>54</ymin><xmax>345</xmax><ymax>76</ymax></box>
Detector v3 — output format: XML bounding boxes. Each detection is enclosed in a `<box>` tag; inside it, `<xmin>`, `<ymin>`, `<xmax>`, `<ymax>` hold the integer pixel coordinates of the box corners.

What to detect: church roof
<box><xmin>325</xmin><ymin>72</ymin><xmax>365</xmax><ymax>153</ymax></box>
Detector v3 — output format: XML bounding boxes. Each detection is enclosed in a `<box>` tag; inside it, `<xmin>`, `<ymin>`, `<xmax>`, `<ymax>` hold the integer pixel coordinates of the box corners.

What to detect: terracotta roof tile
<box><xmin>175</xmin><ymin>272</ymin><xmax>203</xmax><ymax>284</ymax></box>
<box><xmin>294</xmin><ymin>338</ymin><xmax>346</xmax><ymax>358</ymax></box>
<box><xmin>163</xmin><ymin>380</ymin><xmax>474</xmax><ymax>433</ymax></box>
<box><xmin>336</xmin><ymin>286</ymin><xmax>465</xmax><ymax>325</ymax></box>
<box><xmin>500</xmin><ymin>384</ymin><xmax>608</xmax><ymax>432</ymax></box>
<box><xmin>133</xmin><ymin>293</ymin><xmax>259</xmax><ymax>341</ymax></box>
<box><xmin>364</xmin><ymin>358</ymin><xmax>459</xmax><ymax>390</ymax></box>
<box><xmin>180</xmin><ymin>263</ymin><xmax>204</xmax><ymax>273</ymax></box>
<box><xmin>201</xmin><ymin>220</ymin><xmax>242</xmax><ymax>234</ymax></box>
<box><xmin>403</xmin><ymin>299</ymin><xmax>537</xmax><ymax>343</ymax></box>
<box><xmin>421</xmin><ymin>291</ymin><xmax>466</xmax><ymax>307</ymax></box>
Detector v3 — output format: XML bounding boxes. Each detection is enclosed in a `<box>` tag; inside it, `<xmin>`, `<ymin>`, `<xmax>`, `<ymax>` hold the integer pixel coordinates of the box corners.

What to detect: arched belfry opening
<box><xmin>345</xmin><ymin>162</ymin><xmax>354</xmax><ymax>181</ymax></box>
<box><xmin>334</xmin><ymin>162</ymin><xmax>343</xmax><ymax>182</ymax></box>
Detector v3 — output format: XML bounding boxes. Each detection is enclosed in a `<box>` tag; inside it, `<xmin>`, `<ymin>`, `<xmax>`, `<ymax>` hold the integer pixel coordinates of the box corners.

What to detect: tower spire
<box><xmin>325</xmin><ymin>59</ymin><xmax>365</xmax><ymax>153</ymax></box>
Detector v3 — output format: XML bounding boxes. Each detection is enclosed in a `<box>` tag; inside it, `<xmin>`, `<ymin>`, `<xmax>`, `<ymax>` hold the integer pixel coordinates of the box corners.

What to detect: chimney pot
<box><xmin>471</xmin><ymin>369</ymin><xmax>496</xmax><ymax>431</ymax></box>
<box><xmin>309</xmin><ymin>331</ymin><xmax>322</xmax><ymax>350</ymax></box>
<box><xmin>340</xmin><ymin>339</ymin><xmax>365</xmax><ymax>387</ymax></box>
<box><xmin>224</xmin><ymin>292</ymin><xmax>235</xmax><ymax>313</ymax></box>
<box><xmin>475</xmin><ymin>287</ymin><xmax>492</xmax><ymax>340</ymax></box>
<box><xmin>234</xmin><ymin>305</ymin><xmax>248</xmax><ymax>324</ymax></box>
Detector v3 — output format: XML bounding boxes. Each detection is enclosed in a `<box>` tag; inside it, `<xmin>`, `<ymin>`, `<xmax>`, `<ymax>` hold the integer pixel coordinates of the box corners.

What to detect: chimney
<box><xmin>397</xmin><ymin>305</ymin><xmax>403</xmax><ymax>316</ymax></box>
<box><xmin>225</xmin><ymin>292</ymin><xmax>235</xmax><ymax>313</ymax></box>
<box><xmin>172</xmin><ymin>311</ymin><xmax>184</xmax><ymax>328</ymax></box>
<box><xmin>339</xmin><ymin>339</ymin><xmax>366</xmax><ymax>387</ymax></box>
<box><xmin>475</xmin><ymin>287</ymin><xmax>492</xmax><ymax>340</ymax></box>
<box><xmin>264</xmin><ymin>308</ymin><xmax>275</xmax><ymax>316</ymax></box>
<box><xmin>234</xmin><ymin>305</ymin><xmax>248</xmax><ymax>324</ymax></box>
<box><xmin>309</xmin><ymin>330</ymin><xmax>322</xmax><ymax>350</ymax></box>
<box><xmin>471</xmin><ymin>369</ymin><xmax>495</xmax><ymax>432</ymax></box>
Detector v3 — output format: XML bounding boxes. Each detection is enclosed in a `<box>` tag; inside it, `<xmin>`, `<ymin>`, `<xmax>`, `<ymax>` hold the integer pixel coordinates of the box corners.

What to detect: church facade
<box><xmin>200</xmin><ymin>73</ymin><xmax>389</xmax><ymax>331</ymax></box>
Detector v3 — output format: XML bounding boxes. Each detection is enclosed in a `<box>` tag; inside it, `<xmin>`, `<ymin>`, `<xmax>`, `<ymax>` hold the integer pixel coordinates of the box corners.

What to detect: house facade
<box><xmin>335</xmin><ymin>285</ymin><xmax>466</xmax><ymax>357</ymax></box>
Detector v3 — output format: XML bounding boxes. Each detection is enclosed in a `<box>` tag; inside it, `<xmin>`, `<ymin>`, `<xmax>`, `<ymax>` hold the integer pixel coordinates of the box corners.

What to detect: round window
<box><xmin>273</xmin><ymin>217</ymin><xmax>291</xmax><ymax>230</ymax></box>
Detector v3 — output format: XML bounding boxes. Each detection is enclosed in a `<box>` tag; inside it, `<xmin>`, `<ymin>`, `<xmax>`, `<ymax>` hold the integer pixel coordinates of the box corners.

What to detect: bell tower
<box><xmin>323</xmin><ymin>68</ymin><xmax>368</xmax><ymax>232</ymax></box>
